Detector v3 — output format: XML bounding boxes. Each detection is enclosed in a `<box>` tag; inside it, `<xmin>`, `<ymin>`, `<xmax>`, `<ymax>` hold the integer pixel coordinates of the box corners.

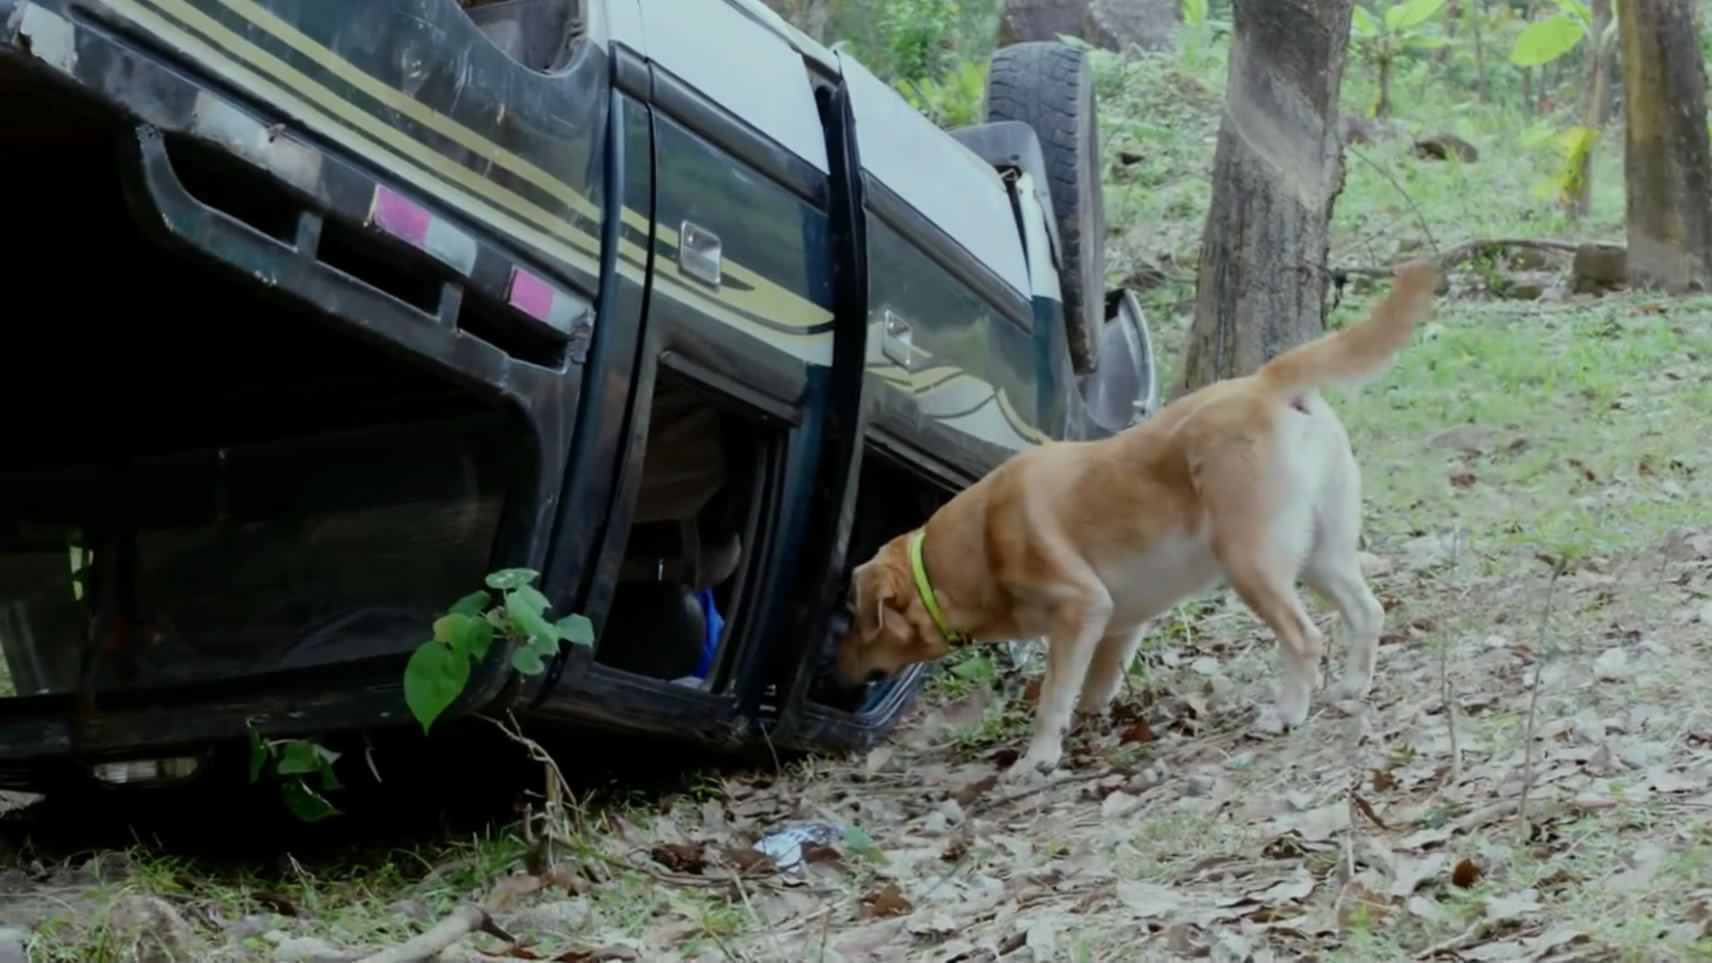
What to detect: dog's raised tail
<box><xmin>1256</xmin><ymin>258</ymin><xmax>1438</xmax><ymax>399</ymax></box>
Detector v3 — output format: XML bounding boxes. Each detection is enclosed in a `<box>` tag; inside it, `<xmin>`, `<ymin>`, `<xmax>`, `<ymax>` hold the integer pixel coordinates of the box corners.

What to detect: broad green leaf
<box><xmin>1181</xmin><ymin>0</ymin><xmax>1208</xmax><ymax>26</ymax></box>
<box><xmin>1387</xmin><ymin>0</ymin><xmax>1447</xmax><ymax>32</ymax></box>
<box><xmin>436</xmin><ymin>613</ymin><xmax>493</xmax><ymax>661</ymax></box>
<box><xmin>247</xmin><ymin>727</ymin><xmax>268</xmax><ymax>783</ymax></box>
<box><xmin>513</xmin><ymin>584</ymin><xmax>551</xmax><ymax>616</ymax></box>
<box><xmin>1554</xmin><ymin>0</ymin><xmax>1591</xmax><ymax>25</ymax></box>
<box><xmin>403</xmin><ymin>640</ymin><xmax>469</xmax><ymax>734</ymax></box>
<box><xmin>555</xmin><ymin>612</ymin><xmax>595</xmax><ymax>647</ymax></box>
<box><xmin>274</xmin><ymin>739</ymin><xmax>332</xmax><ymax>776</ymax></box>
<box><xmin>448</xmin><ymin>590</ymin><xmax>491</xmax><ymax>618</ymax></box>
<box><xmin>842</xmin><ymin>824</ymin><xmax>889</xmax><ymax>864</ymax></box>
<box><xmin>1509</xmin><ymin>14</ymin><xmax>1583</xmax><ymax>66</ymax></box>
<box><xmin>459</xmin><ymin>617</ymin><xmax>496</xmax><ymax>660</ymax></box>
<box><xmin>484</xmin><ymin>568</ymin><xmax>540</xmax><ymax>591</ymax></box>
<box><xmin>949</xmin><ymin>653</ymin><xmax>994</xmax><ymax>679</ymax></box>
<box><xmin>1351</xmin><ymin>6</ymin><xmax>1379</xmax><ymax>38</ymax></box>
<box><xmin>280</xmin><ymin>779</ymin><xmax>340</xmax><ymax>823</ymax></box>
<box><xmin>433</xmin><ymin>613</ymin><xmax>471</xmax><ymax>644</ymax></box>
<box><xmin>510</xmin><ymin>646</ymin><xmax>547</xmax><ymax>676</ymax></box>
<box><xmin>506</xmin><ymin>590</ymin><xmax>559</xmax><ymax>646</ymax></box>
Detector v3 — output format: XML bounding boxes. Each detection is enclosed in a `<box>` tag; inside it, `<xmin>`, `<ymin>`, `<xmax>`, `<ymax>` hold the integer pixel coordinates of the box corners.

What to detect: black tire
<box><xmin>983</xmin><ymin>41</ymin><xmax>1106</xmax><ymax>375</ymax></box>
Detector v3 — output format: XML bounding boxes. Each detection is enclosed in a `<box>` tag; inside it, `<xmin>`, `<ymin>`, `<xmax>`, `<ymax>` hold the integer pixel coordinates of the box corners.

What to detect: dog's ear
<box><xmin>852</xmin><ymin>562</ymin><xmax>907</xmax><ymax>643</ymax></box>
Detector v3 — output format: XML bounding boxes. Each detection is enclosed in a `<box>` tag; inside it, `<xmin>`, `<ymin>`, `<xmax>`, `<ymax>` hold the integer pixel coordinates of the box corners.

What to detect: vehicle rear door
<box><xmin>625</xmin><ymin>1</ymin><xmax>859</xmax><ymax>721</ymax></box>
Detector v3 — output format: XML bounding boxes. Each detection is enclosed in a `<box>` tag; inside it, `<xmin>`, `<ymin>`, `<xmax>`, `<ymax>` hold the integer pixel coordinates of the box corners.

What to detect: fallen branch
<box><xmin>355</xmin><ymin>903</ymin><xmax>514</xmax><ymax>963</ymax></box>
<box><xmin>1338</xmin><ymin>237</ymin><xmax>1584</xmax><ymax>279</ymax></box>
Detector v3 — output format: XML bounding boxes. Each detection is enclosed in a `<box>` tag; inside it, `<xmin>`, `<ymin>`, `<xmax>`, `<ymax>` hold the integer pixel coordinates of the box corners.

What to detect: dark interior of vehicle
<box><xmin>0</xmin><ymin>95</ymin><xmax>520</xmax><ymax>698</ymax></box>
<box><xmin>458</xmin><ymin>0</ymin><xmax>585</xmax><ymax>72</ymax></box>
<box><xmin>592</xmin><ymin>374</ymin><xmax>767</xmax><ymax>690</ymax></box>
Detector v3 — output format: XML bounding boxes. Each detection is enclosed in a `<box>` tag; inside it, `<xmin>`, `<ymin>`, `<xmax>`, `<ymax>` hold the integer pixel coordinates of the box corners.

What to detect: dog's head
<box><xmin>833</xmin><ymin>534</ymin><xmax>958</xmax><ymax>686</ymax></box>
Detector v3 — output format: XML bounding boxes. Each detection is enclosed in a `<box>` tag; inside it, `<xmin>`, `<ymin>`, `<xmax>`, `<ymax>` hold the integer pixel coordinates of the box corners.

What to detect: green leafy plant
<box><xmin>1350</xmin><ymin>0</ymin><xmax>1449</xmax><ymax>118</ymax></box>
<box><xmin>896</xmin><ymin>58</ymin><xmax>988</xmax><ymax>128</ymax></box>
<box><xmin>1508</xmin><ymin>0</ymin><xmax>1618</xmax><ymax>215</ymax></box>
<box><xmin>1507</xmin><ymin>0</ymin><xmax>1615</xmax><ymax>67</ymax></box>
<box><xmin>247</xmin><ymin>728</ymin><xmax>342</xmax><ymax>822</ymax></box>
<box><xmin>1177</xmin><ymin>0</ymin><xmax>1231</xmax><ymax>69</ymax></box>
<box><xmin>403</xmin><ymin>568</ymin><xmax>594</xmax><ymax>734</ymax></box>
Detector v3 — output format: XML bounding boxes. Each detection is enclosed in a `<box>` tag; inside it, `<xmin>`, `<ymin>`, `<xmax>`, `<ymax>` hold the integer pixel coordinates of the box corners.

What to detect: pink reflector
<box><xmin>507</xmin><ymin>267</ymin><xmax>555</xmax><ymax>322</ymax></box>
<box><xmin>369</xmin><ymin>185</ymin><xmax>430</xmax><ymax>247</ymax></box>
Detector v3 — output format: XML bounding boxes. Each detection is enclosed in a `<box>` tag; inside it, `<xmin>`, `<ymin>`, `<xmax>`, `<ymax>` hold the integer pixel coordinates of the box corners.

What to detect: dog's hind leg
<box><xmin>1014</xmin><ymin>582</ymin><xmax>1114</xmax><ymax>779</ymax></box>
<box><xmin>1077</xmin><ymin>623</ymin><xmax>1146</xmax><ymax>718</ymax></box>
<box><xmin>1304</xmin><ymin>456</ymin><xmax>1385</xmax><ymax>703</ymax></box>
<box><xmin>1195</xmin><ymin>438</ymin><xmax>1323</xmax><ymax>731</ymax></box>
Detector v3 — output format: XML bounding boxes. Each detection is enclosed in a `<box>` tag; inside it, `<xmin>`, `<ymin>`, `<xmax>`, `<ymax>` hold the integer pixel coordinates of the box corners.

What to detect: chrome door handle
<box><xmin>881</xmin><ymin>308</ymin><xmax>914</xmax><ymax>369</ymax></box>
<box><xmin>678</xmin><ymin>220</ymin><xmax>722</xmax><ymax>287</ymax></box>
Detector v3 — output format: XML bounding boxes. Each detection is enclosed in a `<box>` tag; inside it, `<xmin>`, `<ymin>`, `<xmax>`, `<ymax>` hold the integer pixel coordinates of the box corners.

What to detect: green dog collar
<box><xmin>908</xmin><ymin>530</ymin><xmax>969</xmax><ymax>647</ymax></box>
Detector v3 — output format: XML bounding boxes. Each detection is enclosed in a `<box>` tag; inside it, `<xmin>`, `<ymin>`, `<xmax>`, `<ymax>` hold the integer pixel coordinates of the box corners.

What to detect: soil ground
<box><xmin>5</xmin><ymin>26</ymin><xmax>1712</xmax><ymax>963</ymax></box>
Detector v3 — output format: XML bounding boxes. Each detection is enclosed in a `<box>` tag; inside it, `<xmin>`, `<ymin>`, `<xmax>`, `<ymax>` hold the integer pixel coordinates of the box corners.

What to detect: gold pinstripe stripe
<box><xmin>100</xmin><ymin>0</ymin><xmax>833</xmax><ymax>353</ymax></box>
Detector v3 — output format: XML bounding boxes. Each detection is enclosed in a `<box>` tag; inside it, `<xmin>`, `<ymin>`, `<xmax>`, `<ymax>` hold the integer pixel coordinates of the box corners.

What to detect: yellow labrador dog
<box><xmin>835</xmin><ymin>260</ymin><xmax>1438</xmax><ymax>778</ymax></box>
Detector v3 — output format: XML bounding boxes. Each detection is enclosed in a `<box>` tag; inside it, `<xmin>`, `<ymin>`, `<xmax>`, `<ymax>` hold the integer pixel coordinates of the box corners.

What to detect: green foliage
<box><xmin>896</xmin><ymin>58</ymin><xmax>989</xmax><ymax>128</ymax></box>
<box><xmin>1349</xmin><ymin>0</ymin><xmax>1448</xmax><ymax>115</ymax></box>
<box><xmin>403</xmin><ymin>568</ymin><xmax>594</xmax><ymax>735</ymax></box>
<box><xmin>1349</xmin><ymin>0</ymin><xmax>1450</xmax><ymax>52</ymax></box>
<box><xmin>1509</xmin><ymin>13</ymin><xmax>1581</xmax><ymax>66</ymax></box>
<box><xmin>1177</xmin><ymin>0</ymin><xmax>1231</xmax><ymax>69</ymax></box>
<box><xmin>247</xmin><ymin>727</ymin><xmax>342</xmax><ymax>823</ymax></box>
<box><xmin>1507</xmin><ymin>0</ymin><xmax>1615</xmax><ymax>67</ymax></box>
<box><xmin>874</xmin><ymin>0</ymin><xmax>959</xmax><ymax>84</ymax></box>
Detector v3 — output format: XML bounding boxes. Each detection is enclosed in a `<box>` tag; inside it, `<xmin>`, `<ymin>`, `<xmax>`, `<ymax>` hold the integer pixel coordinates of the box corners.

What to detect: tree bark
<box><xmin>1177</xmin><ymin>0</ymin><xmax>1356</xmax><ymax>395</ymax></box>
<box><xmin>1619</xmin><ymin>0</ymin><xmax>1712</xmax><ymax>292</ymax></box>
<box><xmin>1470</xmin><ymin>0</ymin><xmax>1488</xmax><ymax>102</ymax></box>
<box><xmin>1567</xmin><ymin>0</ymin><xmax>1612</xmax><ymax>219</ymax></box>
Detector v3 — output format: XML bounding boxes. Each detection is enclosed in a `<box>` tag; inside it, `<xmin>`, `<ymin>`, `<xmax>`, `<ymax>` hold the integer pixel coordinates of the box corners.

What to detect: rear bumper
<box><xmin>0</xmin><ymin>0</ymin><xmax>599</xmax><ymax>765</ymax></box>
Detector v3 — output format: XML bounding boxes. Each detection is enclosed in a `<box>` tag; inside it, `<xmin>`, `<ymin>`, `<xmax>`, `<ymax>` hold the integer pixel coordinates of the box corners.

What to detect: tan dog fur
<box><xmin>835</xmin><ymin>260</ymin><xmax>1439</xmax><ymax>778</ymax></box>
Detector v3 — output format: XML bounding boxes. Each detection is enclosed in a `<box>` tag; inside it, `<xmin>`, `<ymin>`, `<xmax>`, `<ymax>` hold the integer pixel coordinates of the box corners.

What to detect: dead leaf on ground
<box><xmin>1482</xmin><ymin>888</ymin><xmax>1542</xmax><ymax>924</ymax></box>
<box><xmin>1452</xmin><ymin>857</ymin><xmax>1483</xmax><ymax>888</ymax></box>
<box><xmin>1390</xmin><ymin>852</ymin><xmax>1449</xmax><ymax>898</ymax></box>
<box><xmin>1337</xmin><ymin>880</ymin><xmax>1393</xmax><ymax>932</ymax></box>
<box><xmin>1119</xmin><ymin>719</ymin><xmax>1156</xmax><ymax>743</ymax></box>
<box><xmin>650</xmin><ymin>843</ymin><xmax>706</xmax><ymax>874</ymax></box>
<box><xmin>952</xmin><ymin>774</ymin><xmax>998</xmax><ymax>807</ymax></box>
<box><xmin>861</xmin><ymin>881</ymin><xmax>915</xmax><ymax>919</ymax></box>
<box><xmin>719</xmin><ymin>846</ymin><xmax>775</xmax><ymax>875</ymax></box>
<box><xmin>553</xmin><ymin>946</ymin><xmax>641</xmax><ymax>963</ymax></box>
<box><xmin>1461</xmin><ymin>923</ymin><xmax>1587</xmax><ymax>962</ymax></box>
<box><xmin>1450</xmin><ymin>469</ymin><xmax>1478</xmax><ymax>489</ymax></box>
<box><xmin>1116</xmin><ymin>880</ymin><xmax>1180</xmax><ymax>918</ymax></box>
<box><xmin>1267</xmin><ymin>801</ymin><xmax>1349</xmax><ymax>842</ymax></box>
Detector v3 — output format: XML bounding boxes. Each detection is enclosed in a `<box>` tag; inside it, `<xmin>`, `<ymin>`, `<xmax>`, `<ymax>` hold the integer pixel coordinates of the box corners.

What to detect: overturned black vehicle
<box><xmin>0</xmin><ymin>0</ymin><xmax>1159</xmax><ymax>793</ymax></box>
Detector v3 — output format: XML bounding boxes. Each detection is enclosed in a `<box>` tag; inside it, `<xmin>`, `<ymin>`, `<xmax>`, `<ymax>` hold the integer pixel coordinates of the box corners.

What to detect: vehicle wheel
<box><xmin>983</xmin><ymin>41</ymin><xmax>1106</xmax><ymax>375</ymax></box>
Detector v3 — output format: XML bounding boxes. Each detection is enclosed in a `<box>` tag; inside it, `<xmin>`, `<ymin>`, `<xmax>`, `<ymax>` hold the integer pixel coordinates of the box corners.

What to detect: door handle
<box><xmin>678</xmin><ymin>220</ymin><xmax>722</xmax><ymax>287</ymax></box>
<box><xmin>881</xmin><ymin>308</ymin><xmax>914</xmax><ymax>369</ymax></box>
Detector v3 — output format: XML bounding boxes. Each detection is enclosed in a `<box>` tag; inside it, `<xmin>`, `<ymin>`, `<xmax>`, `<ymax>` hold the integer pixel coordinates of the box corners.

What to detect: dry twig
<box><xmin>355</xmin><ymin>902</ymin><xmax>515</xmax><ymax>963</ymax></box>
<box><xmin>1519</xmin><ymin>555</ymin><xmax>1570</xmax><ymax>832</ymax></box>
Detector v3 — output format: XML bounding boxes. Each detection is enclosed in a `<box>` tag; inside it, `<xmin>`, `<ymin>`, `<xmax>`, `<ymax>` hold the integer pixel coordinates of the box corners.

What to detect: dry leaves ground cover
<box><xmin>2</xmin><ymin>289</ymin><xmax>1710</xmax><ymax>963</ymax></box>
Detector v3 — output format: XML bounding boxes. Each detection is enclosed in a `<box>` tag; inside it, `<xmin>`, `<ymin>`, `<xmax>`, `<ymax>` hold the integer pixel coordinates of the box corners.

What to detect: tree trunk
<box><xmin>1376</xmin><ymin>57</ymin><xmax>1393</xmax><ymax>118</ymax></box>
<box><xmin>1568</xmin><ymin>0</ymin><xmax>1613</xmax><ymax>219</ymax></box>
<box><xmin>1177</xmin><ymin>0</ymin><xmax>1356</xmax><ymax>395</ymax></box>
<box><xmin>1619</xmin><ymin>0</ymin><xmax>1712</xmax><ymax>292</ymax></box>
<box><xmin>805</xmin><ymin>0</ymin><xmax>829</xmax><ymax>42</ymax></box>
<box><xmin>1470</xmin><ymin>0</ymin><xmax>1488</xmax><ymax>102</ymax></box>
<box><xmin>1435</xmin><ymin>0</ymin><xmax>1457</xmax><ymax>64</ymax></box>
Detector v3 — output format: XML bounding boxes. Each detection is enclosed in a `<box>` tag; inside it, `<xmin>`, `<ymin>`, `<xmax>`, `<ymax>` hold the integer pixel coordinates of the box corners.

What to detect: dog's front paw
<box><xmin>1254</xmin><ymin>690</ymin><xmax>1312</xmax><ymax>736</ymax></box>
<box><xmin>1007</xmin><ymin>743</ymin><xmax>1064</xmax><ymax>783</ymax></box>
<box><xmin>1326</xmin><ymin>675</ymin><xmax>1373</xmax><ymax>705</ymax></box>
